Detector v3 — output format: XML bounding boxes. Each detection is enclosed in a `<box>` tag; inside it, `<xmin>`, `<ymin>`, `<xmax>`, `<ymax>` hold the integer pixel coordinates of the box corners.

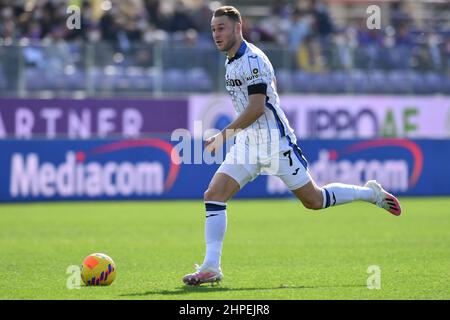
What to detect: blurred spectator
<box><xmin>168</xmin><ymin>1</ymin><xmax>195</xmax><ymax>32</ymax></box>
<box><xmin>0</xmin><ymin>44</ymin><xmax>19</xmax><ymax>91</ymax></box>
<box><xmin>445</xmin><ymin>38</ymin><xmax>450</xmax><ymax>75</ymax></box>
<box><xmin>190</xmin><ymin>1</ymin><xmax>213</xmax><ymax>41</ymax></box>
<box><xmin>427</xmin><ymin>32</ymin><xmax>443</xmax><ymax>71</ymax></box>
<box><xmin>255</xmin><ymin>1</ymin><xmax>291</xmax><ymax>44</ymax></box>
<box><xmin>0</xmin><ymin>0</ymin><xmax>448</xmax><ymax>92</ymax></box>
<box><xmin>99</xmin><ymin>9</ymin><xmax>118</xmax><ymax>42</ymax></box>
<box><xmin>356</xmin><ymin>19</ymin><xmax>384</xmax><ymax>69</ymax></box>
<box><xmin>390</xmin><ymin>1</ymin><xmax>412</xmax><ymax>30</ymax></box>
<box><xmin>0</xmin><ymin>6</ymin><xmax>16</xmax><ymax>40</ymax></box>
<box><xmin>37</xmin><ymin>24</ymin><xmax>73</xmax><ymax>77</ymax></box>
<box><xmin>310</xmin><ymin>0</ymin><xmax>333</xmax><ymax>39</ymax></box>
<box><xmin>288</xmin><ymin>8</ymin><xmax>312</xmax><ymax>51</ymax></box>
<box><xmin>297</xmin><ymin>35</ymin><xmax>324</xmax><ymax>72</ymax></box>
<box><xmin>25</xmin><ymin>20</ymin><xmax>43</xmax><ymax>41</ymax></box>
<box><xmin>65</xmin><ymin>0</ymin><xmax>92</xmax><ymax>41</ymax></box>
<box><xmin>145</xmin><ymin>0</ymin><xmax>171</xmax><ymax>31</ymax></box>
<box><xmin>241</xmin><ymin>16</ymin><xmax>253</xmax><ymax>43</ymax></box>
<box><xmin>395</xmin><ymin>23</ymin><xmax>413</xmax><ymax>47</ymax></box>
<box><xmin>333</xmin><ymin>26</ymin><xmax>358</xmax><ymax>70</ymax></box>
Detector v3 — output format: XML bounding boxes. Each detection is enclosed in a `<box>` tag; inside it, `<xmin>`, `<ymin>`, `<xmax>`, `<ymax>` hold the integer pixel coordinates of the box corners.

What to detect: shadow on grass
<box><xmin>119</xmin><ymin>284</ymin><xmax>366</xmax><ymax>297</ymax></box>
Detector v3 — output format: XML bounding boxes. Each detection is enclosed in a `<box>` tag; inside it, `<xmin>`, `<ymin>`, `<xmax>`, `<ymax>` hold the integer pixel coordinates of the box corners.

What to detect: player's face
<box><xmin>211</xmin><ymin>16</ymin><xmax>239</xmax><ymax>53</ymax></box>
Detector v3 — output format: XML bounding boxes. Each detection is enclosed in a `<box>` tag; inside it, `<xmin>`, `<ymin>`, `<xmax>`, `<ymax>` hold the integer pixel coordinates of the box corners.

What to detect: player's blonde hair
<box><xmin>213</xmin><ymin>6</ymin><xmax>242</xmax><ymax>23</ymax></box>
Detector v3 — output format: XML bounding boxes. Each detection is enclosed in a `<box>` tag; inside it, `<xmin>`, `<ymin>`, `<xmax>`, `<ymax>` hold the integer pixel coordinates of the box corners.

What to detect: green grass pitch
<box><xmin>0</xmin><ymin>198</ymin><xmax>449</xmax><ymax>300</ymax></box>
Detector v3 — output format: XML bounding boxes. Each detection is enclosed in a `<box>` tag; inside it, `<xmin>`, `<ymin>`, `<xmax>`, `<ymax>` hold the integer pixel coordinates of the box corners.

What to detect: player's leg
<box><xmin>204</xmin><ymin>172</ymin><xmax>241</xmax><ymax>203</ymax></box>
<box><xmin>276</xmin><ymin>139</ymin><xmax>401</xmax><ymax>215</ymax></box>
<box><xmin>290</xmin><ymin>179</ymin><xmax>401</xmax><ymax>215</ymax></box>
<box><xmin>182</xmin><ymin>172</ymin><xmax>240</xmax><ymax>286</ymax></box>
<box><xmin>202</xmin><ymin>172</ymin><xmax>239</xmax><ymax>269</ymax></box>
<box><xmin>183</xmin><ymin>145</ymin><xmax>259</xmax><ymax>285</ymax></box>
<box><xmin>203</xmin><ymin>149</ymin><xmax>259</xmax><ymax>271</ymax></box>
<box><xmin>290</xmin><ymin>179</ymin><xmax>373</xmax><ymax>210</ymax></box>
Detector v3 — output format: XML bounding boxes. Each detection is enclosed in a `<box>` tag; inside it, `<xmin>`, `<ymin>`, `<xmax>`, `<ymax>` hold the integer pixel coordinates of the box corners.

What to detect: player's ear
<box><xmin>235</xmin><ymin>21</ymin><xmax>242</xmax><ymax>35</ymax></box>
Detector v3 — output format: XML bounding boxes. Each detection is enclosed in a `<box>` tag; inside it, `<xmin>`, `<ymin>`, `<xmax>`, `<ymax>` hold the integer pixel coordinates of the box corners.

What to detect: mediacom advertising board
<box><xmin>0</xmin><ymin>138</ymin><xmax>448</xmax><ymax>202</ymax></box>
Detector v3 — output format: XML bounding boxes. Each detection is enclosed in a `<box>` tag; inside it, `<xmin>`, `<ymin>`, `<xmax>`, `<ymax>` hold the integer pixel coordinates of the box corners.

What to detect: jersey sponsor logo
<box><xmin>226</xmin><ymin>79</ymin><xmax>243</xmax><ymax>87</ymax></box>
<box><xmin>246</xmin><ymin>68</ymin><xmax>260</xmax><ymax>81</ymax></box>
<box><xmin>246</xmin><ymin>74</ymin><xmax>259</xmax><ymax>81</ymax></box>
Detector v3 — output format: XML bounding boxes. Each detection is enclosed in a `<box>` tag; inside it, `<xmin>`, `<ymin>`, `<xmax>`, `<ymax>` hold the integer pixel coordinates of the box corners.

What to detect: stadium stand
<box><xmin>0</xmin><ymin>0</ymin><xmax>449</xmax><ymax>96</ymax></box>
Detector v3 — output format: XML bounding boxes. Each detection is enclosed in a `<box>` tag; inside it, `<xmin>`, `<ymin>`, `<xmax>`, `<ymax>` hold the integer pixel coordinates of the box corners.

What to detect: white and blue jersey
<box><xmin>217</xmin><ymin>40</ymin><xmax>311</xmax><ymax>191</ymax></box>
<box><xmin>224</xmin><ymin>40</ymin><xmax>296</xmax><ymax>146</ymax></box>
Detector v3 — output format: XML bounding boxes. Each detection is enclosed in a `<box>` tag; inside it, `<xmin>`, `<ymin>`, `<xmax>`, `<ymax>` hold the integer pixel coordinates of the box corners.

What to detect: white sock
<box><xmin>202</xmin><ymin>201</ymin><xmax>227</xmax><ymax>269</ymax></box>
<box><xmin>322</xmin><ymin>183</ymin><xmax>375</xmax><ymax>208</ymax></box>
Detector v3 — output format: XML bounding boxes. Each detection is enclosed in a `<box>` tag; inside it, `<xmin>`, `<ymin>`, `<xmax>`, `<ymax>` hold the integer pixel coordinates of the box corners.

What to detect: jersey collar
<box><xmin>227</xmin><ymin>40</ymin><xmax>247</xmax><ymax>64</ymax></box>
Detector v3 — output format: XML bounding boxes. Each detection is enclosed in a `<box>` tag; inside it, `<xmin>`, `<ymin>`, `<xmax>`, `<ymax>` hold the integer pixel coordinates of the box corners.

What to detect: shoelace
<box><xmin>193</xmin><ymin>263</ymin><xmax>219</xmax><ymax>275</ymax></box>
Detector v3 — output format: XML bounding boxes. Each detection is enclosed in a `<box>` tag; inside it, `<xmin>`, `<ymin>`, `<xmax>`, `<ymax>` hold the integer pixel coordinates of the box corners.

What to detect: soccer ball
<box><xmin>80</xmin><ymin>253</ymin><xmax>116</xmax><ymax>286</ymax></box>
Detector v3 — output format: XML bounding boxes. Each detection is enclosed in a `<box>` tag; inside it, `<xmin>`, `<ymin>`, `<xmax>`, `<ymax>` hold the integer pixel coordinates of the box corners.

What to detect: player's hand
<box><xmin>204</xmin><ymin>132</ymin><xmax>224</xmax><ymax>153</ymax></box>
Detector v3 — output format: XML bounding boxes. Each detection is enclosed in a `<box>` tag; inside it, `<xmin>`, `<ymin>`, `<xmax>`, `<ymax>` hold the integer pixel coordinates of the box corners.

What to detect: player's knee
<box><xmin>203</xmin><ymin>189</ymin><xmax>212</xmax><ymax>202</ymax></box>
<box><xmin>301</xmin><ymin>198</ymin><xmax>323</xmax><ymax>211</ymax></box>
<box><xmin>204</xmin><ymin>188</ymin><xmax>220</xmax><ymax>202</ymax></box>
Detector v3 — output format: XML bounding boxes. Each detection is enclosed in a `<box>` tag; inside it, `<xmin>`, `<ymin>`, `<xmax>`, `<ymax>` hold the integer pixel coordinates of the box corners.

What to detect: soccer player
<box><xmin>183</xmin><ymin>6</ymin><xmax>401</xmax><ymax>286</ymax></box>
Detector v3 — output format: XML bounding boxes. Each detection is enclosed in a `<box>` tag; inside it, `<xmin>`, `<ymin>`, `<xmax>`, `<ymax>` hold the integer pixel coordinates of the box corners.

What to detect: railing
<box><xmin>0</xmin><ymin>40</ymin><xmax>449</xmax><ymax>97</ymax></box>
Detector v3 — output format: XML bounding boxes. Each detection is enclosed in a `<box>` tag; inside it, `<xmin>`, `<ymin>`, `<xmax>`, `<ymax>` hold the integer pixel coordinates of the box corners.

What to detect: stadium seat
<box><xmin>293</xmin><ymin>71</ymin><xmax>374</xmax><ymax>94</ymax></box>
<box><xmin>162</xmin><ymin>69</ymin><xmax>185</xmax><ymax>92</ymax></box>
<box><xmin>125</xmin><ymin>66</ymin><xmax>148</xmax><ymax>91</ymax></box>
<box><xmin>65</xmin><ymin>69</ymin><xmax>86</xmax><ymax>91</ymax></box>
<box><xmin>386</xmin><ymin>70</ymin><xmax>414</xmax><ymax>94</ymax></box>
<box><xmin>314</xmin><ymin>73</ymin><xmax>334</xmax><ymax>93</ymax></box>
<box><xmin>409</xmin><ymin>70</ymin><xmax>426</xmax><ymax>94</ymax></box>
<box><xmin>91</xmin><ymin>66</ymin><xmax>115</xmax><ymax>91</ymax></box>
<box><xmin>347</xmin><ymin>70</ymin><xmax>371</xmax><ymax>93</ymax></box>
<box><xmin>292</xmin><ymin>71</ymin><xmax>315</xmax><ymax>93</ymax></box>
<box><xmin>186</xmin><ymin>68</ymin><xmax>212</xmax><ymax>92</ymax></box>
<box><xmin>0</xmin><ymin>70</ymin><xmax>7</xmax><ymax>90</ymax></box>
<box><xmin>329</xmin><ymin>71</ymin><xmax>349</xmax><ymax>93</ymax></box>
<box><xmin>422</xmin><ymin>72</ymin><xmax>445</xmax><ymax>94</ymax></box>
<box><xmin>368</xmin><ymin>70</ymin><xmax>390</xmax><ymax>94</ymax></box>
<box><xmin>25</xmin><ymin>68</ymin><xmax>49</xmax><ymax>90</ymax></box>
<box><xmin>443</xmin><ymin>75</ymin><xmax>450</xmax><ymax>94</ymax></box>
<box><xmin>386</xmin><ymin>46</ymin><xmax>412</xmax><ymax>70</ymax></box>
<box><xmin>145</xmin><ymin>68</ymin><xmax>162</xmax><ymax>92</ymax></box>
<box><xmin>274</xmin><ymin>69</ymin><xmax>292</xmax><ymax>93</ymax></box>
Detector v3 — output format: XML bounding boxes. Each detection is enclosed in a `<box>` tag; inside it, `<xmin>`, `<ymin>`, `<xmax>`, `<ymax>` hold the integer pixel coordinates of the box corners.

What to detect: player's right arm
<box><xmin>204</xmin><ymin>92</ymin><xmax>265</xmax><ymax>153</ymax></box>
<box><xmin>205</xmin><ymin>53</ymin><xmax>273</xmax><ymax>153</ymax></box>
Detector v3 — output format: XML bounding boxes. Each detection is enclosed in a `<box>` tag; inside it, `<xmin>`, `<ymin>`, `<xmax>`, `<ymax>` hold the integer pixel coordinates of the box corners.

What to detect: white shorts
<box><xmin>217</xmin><ymin>136</ymin><xmax>311</xmax><ymax>190</ymax></box>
